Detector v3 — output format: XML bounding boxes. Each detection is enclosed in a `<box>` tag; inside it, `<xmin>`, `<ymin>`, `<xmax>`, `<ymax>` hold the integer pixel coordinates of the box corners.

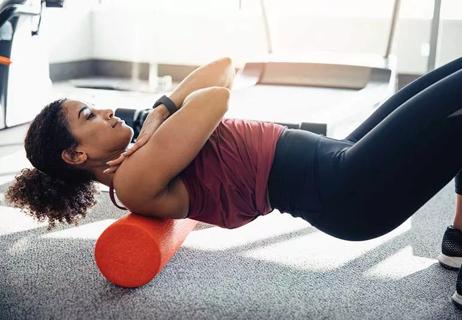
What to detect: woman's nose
<box><xmin>104</xmin><ymin>109</ymin><xmax>114</xmax><ymax>119</ymax></box>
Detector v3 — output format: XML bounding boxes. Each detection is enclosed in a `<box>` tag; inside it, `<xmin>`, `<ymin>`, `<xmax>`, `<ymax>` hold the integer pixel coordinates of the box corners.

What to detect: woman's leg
<box><xmin>344</xmin><ymin>57</ymin><xmax>462</xmax><ymax>143</ymax></box>
<box><xmin>344</xmin><ymin>58</ymin><xmax>462</xmax><ymax>232</ymax></box>
<box><xmin>312</xmin><ymin>64</ymin><xmax>462</xmax><ymax>241</ymax></box>
<box><xmin>269</xmin><ymin>57</ymin><xmax>462</xmax><ymax>238</ymax></box>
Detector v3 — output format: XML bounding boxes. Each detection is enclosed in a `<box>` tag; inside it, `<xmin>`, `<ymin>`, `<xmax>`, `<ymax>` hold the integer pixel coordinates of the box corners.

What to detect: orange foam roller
<box><xmin>94</xmin><ymin>213</ymin><xmax>198</xmax><ymax>288</ymax></box>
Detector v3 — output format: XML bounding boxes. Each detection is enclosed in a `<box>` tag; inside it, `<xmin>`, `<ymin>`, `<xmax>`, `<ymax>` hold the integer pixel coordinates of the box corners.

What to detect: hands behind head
<box><xmin>103</xmin><ymin>110</ymin><xmax>165</xmax><ymax>174</ymax></box>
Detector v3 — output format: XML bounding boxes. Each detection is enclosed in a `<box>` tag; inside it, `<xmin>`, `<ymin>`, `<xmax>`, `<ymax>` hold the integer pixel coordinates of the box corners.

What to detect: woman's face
<box><xmin>63</xmin><ymin>99</ymin><xmax>133</xmax><ymax>163</ymax></box>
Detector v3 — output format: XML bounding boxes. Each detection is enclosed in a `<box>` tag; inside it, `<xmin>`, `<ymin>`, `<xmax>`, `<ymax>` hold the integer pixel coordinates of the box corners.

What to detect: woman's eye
<box><xmin>87</xmin><ymin>113</ymin><xmax>95</xmax><ymax>119</ymax></box>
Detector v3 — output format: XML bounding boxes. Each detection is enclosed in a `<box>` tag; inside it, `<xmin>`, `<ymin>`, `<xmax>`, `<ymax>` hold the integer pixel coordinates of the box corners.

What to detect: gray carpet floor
<box><xmin>1</xmin><ymin>82</ymin><xmax>462</xmax><ymax>319</ymax></box>
<box><xmin>1</xmin><ymin>173</ymin><xmax>462</xmax><ymax>319</ymax></box>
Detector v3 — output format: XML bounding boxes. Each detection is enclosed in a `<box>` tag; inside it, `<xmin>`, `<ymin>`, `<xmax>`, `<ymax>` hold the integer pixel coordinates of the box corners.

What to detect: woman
<box><xmin>5</xmin><ymin>57</ymin><xmax>462</xmax><ymax>261</ymax></box>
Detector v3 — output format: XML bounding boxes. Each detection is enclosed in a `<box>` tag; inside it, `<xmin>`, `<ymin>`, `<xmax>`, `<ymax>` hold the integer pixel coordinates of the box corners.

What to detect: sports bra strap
<box><xmin>109</xmin><ymin>182</ymin><xmax>128</xmax><ymax>210</ymax></box>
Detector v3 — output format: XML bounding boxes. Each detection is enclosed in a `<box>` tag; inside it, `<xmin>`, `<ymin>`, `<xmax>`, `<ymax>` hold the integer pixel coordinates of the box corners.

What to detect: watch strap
<box><xmin>152</xmin><ymin>95</ymin><xmax>178</xmax><ymax>116</ymax></box>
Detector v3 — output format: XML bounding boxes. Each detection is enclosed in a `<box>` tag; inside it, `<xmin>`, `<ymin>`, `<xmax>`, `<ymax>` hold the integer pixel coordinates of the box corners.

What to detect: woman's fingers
<box><xmin>123</xmin><ymin>148</ymin><xmax>136</xmax><ymax>157</ymax></box>
<box><xmin>123</xmin><ymin>143</ymin><xmax>140</xmax><ymax>157</ymax></box>
<box><xmin>103</xmin><ymin>166</ymin><xmax>117</xmax><ymax>174</ymax></box>
<box><xmin>103</xmin><ymin>165</ymin><xmax>119</xmax><ymax>174</ymax></box>
<box><xmin>104</xmin><ymin>134</ymin><xmax>152</xmax><ymax>173</ymax></box>
<box><xmin>106</xmin><ymin>154</ymin><xmax>125</xmax><ymax>166</ymax></box>
<box><xmin>125</xmin><ymin>136</ymin><xmax>148</xmax><ymax>156</ymax></box>
<box><xmin>106</xmin><ymin>159</ymin><xmax>122</xmax><ymax>167</ymax></box>
<box><xmin>122</xmin><ymin>145</ymin><xmax>138</xmax><ymax>157</ymax></box>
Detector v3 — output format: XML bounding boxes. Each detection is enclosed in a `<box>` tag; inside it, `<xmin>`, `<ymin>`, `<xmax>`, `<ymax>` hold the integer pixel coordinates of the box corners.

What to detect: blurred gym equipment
<box><xmin>0</xmin><ymin>0</ymin><xmax>63</xmax><ymax>129</ymax></box>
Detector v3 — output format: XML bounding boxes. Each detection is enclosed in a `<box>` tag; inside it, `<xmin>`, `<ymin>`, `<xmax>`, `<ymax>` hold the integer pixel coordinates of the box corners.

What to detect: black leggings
<box><xmin>267</xmin><ymin>56</ymin><xmax>462</xmax><ymax>241</ymax></box>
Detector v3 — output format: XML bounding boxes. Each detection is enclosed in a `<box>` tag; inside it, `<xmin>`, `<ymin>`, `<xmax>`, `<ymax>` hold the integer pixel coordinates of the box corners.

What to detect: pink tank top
<box><xmin>179</xmin><ymin>118</ymin><xmax>285</xmax><ymax>229</ymax></box>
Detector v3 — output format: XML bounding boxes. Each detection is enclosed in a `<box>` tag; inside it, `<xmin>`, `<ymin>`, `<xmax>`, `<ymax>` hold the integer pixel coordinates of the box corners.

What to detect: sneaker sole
<box><xmin>437</xmin><ymin>253</ymin><xmax>462</xmax><ymax>270</ymax></box>
<box><xmin>452</xmin><ymin>292</ymin><xmax>462</xmax><ymax>309</ymax></box>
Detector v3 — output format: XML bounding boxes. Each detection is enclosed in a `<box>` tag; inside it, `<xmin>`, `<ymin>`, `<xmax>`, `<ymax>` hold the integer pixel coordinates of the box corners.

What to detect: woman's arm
<box><xmin>105</xmin><ymin>58</ymin><xmax>235</xmax><ymax>174</ymax></box>
<box><xmin>156</xmin><ymin>57</ymin><xmax>235</xmax><ymax>121</ymax></box>
<box><xmin>115</xmin><ymin>86</ymin><xmax>230</xmax><ymax>216</ymax></box>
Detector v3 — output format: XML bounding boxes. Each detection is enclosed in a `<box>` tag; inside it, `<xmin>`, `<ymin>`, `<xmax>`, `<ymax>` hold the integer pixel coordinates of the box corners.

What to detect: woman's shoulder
<box><xmin>109</xmin><ymin>146</ymin><xmax>185</xmax><ymax>202</ymax></box>
<box><xmin>110</xmin><ymin>152</ymin><xmax>160</xmax><ymax>210</ymax></box>
<box><xmin>113</xmin><ymin>165</ymin><xmax>189</xmax><ymax>218</ymax></box>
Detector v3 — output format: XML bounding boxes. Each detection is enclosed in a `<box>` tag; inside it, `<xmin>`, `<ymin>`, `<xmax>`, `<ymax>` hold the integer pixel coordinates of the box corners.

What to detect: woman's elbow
<box><xmin>218</xmin><ymin>57</ymin><xmax>235</xmax><ymax>89</ymax></box>
<box><xmin>219</xmin><ymin>56</ymin><xmax>233</xmax><ymax>67</ymax></box>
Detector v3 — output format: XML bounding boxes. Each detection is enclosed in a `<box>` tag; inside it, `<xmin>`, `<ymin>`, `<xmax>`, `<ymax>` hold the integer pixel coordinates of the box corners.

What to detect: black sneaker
<box><xmin>452</xmin><ymin>268</ymin><xmax>462</xmax><ymax>309</ymax></box>
<box><xmin>438</xmin><ymin>226</ymin><xmax>462</xmax><ymax>270</ymax></box>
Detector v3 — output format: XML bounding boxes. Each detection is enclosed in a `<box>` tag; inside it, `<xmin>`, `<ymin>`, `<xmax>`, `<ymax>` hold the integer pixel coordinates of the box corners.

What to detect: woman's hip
<box><xmin>267</xmin><ymin>129</ymin><xmax>412</xmax><ymax>240</ymax></box>
<box><xmin>267</xmin><ymin>128</ymin><xmax>353</xmax><ymax>223</ymax></box>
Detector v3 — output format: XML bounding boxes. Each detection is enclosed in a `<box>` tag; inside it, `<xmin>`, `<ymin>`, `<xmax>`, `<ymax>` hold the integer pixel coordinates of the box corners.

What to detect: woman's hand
<box><xmin>103</xmin><ymin>108</ymin><xmax>168</xmax><ymax>174</ymax></box>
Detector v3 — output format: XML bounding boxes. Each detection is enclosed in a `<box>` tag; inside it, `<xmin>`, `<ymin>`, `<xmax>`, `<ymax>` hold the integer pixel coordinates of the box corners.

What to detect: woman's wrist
<box><xmin>154</xmin><ymin>104</ymin><xmax>170</xmax><ymax>121</ymax></box>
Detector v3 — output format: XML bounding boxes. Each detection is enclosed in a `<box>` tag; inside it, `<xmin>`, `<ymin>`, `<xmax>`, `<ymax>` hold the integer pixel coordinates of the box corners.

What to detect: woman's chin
<box><xmin>118</xmin><ymin>125</ymin><xmax>134</xmax><ymax>139</ymax></box>
<box><xmin>126</xmin><ymin>127</ymin><xmax>134</xmax><ymax>142</ymax></box>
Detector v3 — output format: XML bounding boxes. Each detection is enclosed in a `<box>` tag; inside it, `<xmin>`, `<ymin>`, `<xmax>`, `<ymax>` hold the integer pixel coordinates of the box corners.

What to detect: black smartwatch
<box><xmin>152</xmin><ymin>95</ymin><xmax>178</xmax><ymax>116</ymax></box>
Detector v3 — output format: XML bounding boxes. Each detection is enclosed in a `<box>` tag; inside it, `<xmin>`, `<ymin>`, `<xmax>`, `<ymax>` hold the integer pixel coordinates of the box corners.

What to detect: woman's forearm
<box><xmin>152</xmin><ymin>57</ymin><xmax>235</xmax><ymax>122</ymax></box>
<box><xmin>167</xmin><ymin>57</ymin><xmax>235</xmax><ymax>108</ymax></box>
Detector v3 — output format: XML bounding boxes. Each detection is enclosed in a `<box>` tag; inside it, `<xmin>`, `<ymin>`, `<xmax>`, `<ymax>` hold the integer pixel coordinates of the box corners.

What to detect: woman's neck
<box><xmin>94</xmin><ymin>169</ymin><xmax>115</xmax><ymax>188</ymax></box>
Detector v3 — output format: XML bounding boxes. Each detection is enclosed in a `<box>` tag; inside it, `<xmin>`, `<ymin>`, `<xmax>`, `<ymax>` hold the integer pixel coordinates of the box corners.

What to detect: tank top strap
<box><xmin>109</xmin><ymin>182</ymin><xmax>128</xmax><ymax>210</ymax></box>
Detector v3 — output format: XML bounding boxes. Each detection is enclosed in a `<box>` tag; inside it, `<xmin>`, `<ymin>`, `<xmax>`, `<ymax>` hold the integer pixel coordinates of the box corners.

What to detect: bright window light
<box><xmin>183</xmin><ymin>213</ymin><xmax>310</xmax><ymax>251</ymax></box>
<box><xmin>0</xmin><ymin>206</ymin><xmax>47</xmax><ymax>236</ymax></box>
<box><xmin>240</xmin><ymin>216</ymin><xmax>413</xmax><ymax>272</ymax></box>
<box><xmin>364</xmin><ymin>246</ymin><xmax>436</xmax><ymax>280</ymax></box>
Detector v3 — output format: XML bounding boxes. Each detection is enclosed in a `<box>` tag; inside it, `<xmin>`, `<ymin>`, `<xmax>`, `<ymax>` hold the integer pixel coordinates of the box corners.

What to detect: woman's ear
<box><xmin>61</xmin><ymin>148</ymin><xmax>87</xmax><ymax>165</ymax></box>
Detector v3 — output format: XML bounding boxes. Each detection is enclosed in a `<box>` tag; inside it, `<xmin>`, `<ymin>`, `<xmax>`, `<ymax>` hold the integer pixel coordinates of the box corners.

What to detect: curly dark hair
<box><xmin>5</xmin><ymin>98</ymin><xmax>99</xmax><ymax>229</ymax></box>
